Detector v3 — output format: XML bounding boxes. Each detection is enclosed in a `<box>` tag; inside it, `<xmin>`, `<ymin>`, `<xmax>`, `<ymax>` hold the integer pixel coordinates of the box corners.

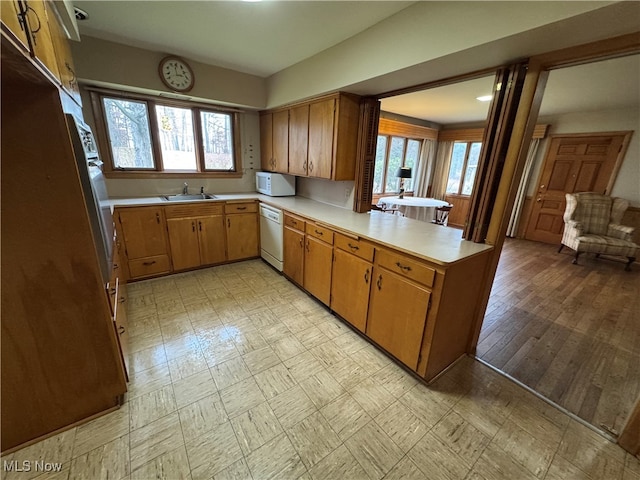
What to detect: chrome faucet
<box><xmin>182</xmin><ymin>182</ymin><xmax>189</xmax><ymax>195</ymax></box>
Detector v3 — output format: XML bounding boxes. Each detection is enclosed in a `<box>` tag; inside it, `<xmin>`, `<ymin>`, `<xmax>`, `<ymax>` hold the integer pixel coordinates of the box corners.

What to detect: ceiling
<box><xmin>380</xmin><ymin>54</ymin><xmax>640</xmax><ymax>125</ymax></box>
<box><xmin>73</xmin><ymin>2</ymin><xmax>639</xmax><ymax>124</ymax></box>
<box><xmin>73</xmin><ymin>1</ymin><xmax>413</xmax><ymax>77</ymax></box>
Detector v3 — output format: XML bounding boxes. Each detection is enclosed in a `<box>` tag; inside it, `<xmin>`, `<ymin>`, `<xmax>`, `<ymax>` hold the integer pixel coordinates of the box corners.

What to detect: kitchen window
<box><xmin>373</xmin><ymin>135</ymin><xmax>422</xmax><ymax>194</ymax></box>
<box><xmin>91</xmin><ymin>90</ymin><xmax>240</xmax><ymax>177</ymax></box>
<box><xmin>446</xmin><ymin>141</ymin><xmax>482</xmax><ymax>196</ymax></box>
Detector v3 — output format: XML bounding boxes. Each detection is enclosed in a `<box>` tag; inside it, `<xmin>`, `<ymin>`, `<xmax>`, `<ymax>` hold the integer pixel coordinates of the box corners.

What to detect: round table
<box><xmin>377</xmin><ymin>196</ymin><xmax>451</xmax><ymax>222</ymax></box>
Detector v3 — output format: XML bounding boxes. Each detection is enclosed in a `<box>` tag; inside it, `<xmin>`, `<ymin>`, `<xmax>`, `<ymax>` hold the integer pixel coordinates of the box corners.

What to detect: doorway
<box><xmin>479</xmin><ymin>53</ymin><xmax>640</xmax><ymax>436</ymax></box>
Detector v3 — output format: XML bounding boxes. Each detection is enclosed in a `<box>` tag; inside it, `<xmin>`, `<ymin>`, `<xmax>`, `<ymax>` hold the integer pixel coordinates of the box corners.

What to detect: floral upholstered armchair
<box><xmin>558</xmin><ymin>192</ymin><xmax>638</xmax><ymax>271</ymax></box>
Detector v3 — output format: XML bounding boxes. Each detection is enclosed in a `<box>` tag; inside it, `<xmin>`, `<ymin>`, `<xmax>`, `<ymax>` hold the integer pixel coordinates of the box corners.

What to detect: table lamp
<box><xmin>396</xmin><ymin>167</ymin><xmax>412</xmax><ymax>199</ymax></box>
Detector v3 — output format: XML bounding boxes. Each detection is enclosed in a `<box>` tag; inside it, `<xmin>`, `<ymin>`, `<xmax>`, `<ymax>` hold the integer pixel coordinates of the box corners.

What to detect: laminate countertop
<box><xmin>110</xmin><ymin>194</ymin><xmax>493</xmax><ymax>266</ymax></box>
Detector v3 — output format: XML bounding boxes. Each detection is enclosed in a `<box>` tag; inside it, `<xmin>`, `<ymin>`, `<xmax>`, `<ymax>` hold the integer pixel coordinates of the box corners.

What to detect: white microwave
<box><xmin>256</xmin><ymin>172</ymin><xmax>296</xmax><ymax>196</ymax></box>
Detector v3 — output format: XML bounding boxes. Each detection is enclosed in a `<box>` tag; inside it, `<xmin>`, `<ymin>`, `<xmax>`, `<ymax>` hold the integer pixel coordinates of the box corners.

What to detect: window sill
<box><xmin>104</xmin><ymin>171</ymin><xmax>244</xmax><ymax>179</ymax></box>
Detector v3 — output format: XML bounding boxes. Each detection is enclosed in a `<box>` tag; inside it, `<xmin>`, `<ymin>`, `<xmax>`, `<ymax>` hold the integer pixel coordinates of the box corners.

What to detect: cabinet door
<box><xmin>272</xmin><ymin>110</ymin><xmax>289</xmax><ymax>173</ymax></box>
<box><xmin>366</xmin><ymin>268</ymin><xmax>431</xmax><ymax>370</ymax></box>
<box><xmin>226</xmin><ymin>213</ymin><xmax>259</xmax><ymax>261</ymax></box>
<box><xmin>47</xmin><ymin>10</ymin><xmax>80</xmax><ymax>105</ymax></box>
<box><xmin>308</xmin><ymin>98</ymin><xmax>335</xmax><ymax>179</ymax></box>
<box><xmin>303</xmin><ymin>236</ymin><xmax>333</xmax><ymax>306</ymax></box>
<box><xmin>283</xmin><ymin>226</ymin><xmax>304</xmax><ymax>286</ymax></box>
<box><xmin>259</xmin><ymin>113</ymin><xmax>274</xmax><ymax>171</ymax></box>
<box><xmin>1</xmin><ymin>0</ymin><xmax>30</xmax><ymax>53</ymax></box>
<box><xmin>23</xmin><ymin>0</ymin><xmax>60</xmax><ymax>81</ymax></box>
<box><xmin>331</xmin><ymin>249</ymin><xmax>372</xmax><ymax>333</ymax></box>
<box><xmin>118</xmin><ymin>207</ymin><xmax>168</xmax><ymax>260</ymax></box>
<box><xmin>167</xmin><ymin>217</ymin><xmax>201</xmax><ymax>271</ymax></box>
<box><xmin>198</xmin><ymin>215</ymin><xmax>226</xmax><ymax>265</ymax></box>
<box><xmin>288</xmin><ymin>104</ymin><xmax>309</xmax><ymax>176</ymax></box>
<box><xmin>112</xmin><ymin>279</ymin><xmax>130</xmax><ymax>381</ymax></box>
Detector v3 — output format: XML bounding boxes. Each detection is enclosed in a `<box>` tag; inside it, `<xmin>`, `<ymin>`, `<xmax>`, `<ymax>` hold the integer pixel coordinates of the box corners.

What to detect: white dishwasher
<box><xmin>259</xmin><ymin>204</ymin><xmax>284</xmax><ymax>271</ymax></box>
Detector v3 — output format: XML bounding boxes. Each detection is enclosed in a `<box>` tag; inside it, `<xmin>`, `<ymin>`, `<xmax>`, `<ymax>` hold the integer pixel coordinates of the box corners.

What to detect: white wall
<box><xmin>528</xmin><ymin>107</ymin><xmax>640</xmax><ymax>206</ymax></box>
<box><xmin>297</xmin><ymin>178</ymin><xmax>355</xmax><ymax>209</ymax></box>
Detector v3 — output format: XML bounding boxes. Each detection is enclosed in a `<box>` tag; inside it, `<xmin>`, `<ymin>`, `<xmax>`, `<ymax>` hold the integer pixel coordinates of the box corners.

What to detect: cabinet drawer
<box><xmin>306</xmin><ymin>223</ymin><xmax>334</xmax><ymax>245</ymax></box>
<box><xmin>165</xmin><ymin>204</ymin><xmax>223</xmax><ymax>218</ymax></box>
<box><xmin>376</xmin><ymin>249</ymin><xmax>435</xmax><ymax>288</ymax></box>
<box><xmin>284</xmin><ymin>213</ymin><xmax>306</xmax><ymax>232</ymax></box>
<box><xmin>128</xmin><ymin>255</ymin><xmax>171</xmax><ymax>279</ymax></box>
<box><xmin>225</xmin><ymin>202</ymin><xmax>257</xmax><ymax>214</ymax></box>
<box><xmin>334</xmin><ymin>233</ymin><xmax>374</xmax><ymax>262</ymax></box>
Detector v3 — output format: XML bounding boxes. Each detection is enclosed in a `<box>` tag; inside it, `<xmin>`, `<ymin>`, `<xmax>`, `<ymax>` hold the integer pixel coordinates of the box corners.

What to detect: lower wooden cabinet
<box><xmin>330</xmin><ymin>244</ymin><xmax>373</xmax><ymax>333</ymax></box>
<box><xmin>117</xmin><ymin>206</ymin><xmax>171</xmax><ymax>280</ymax></box>
<box><xmin>283</xmin><ymin>212</ymin><xmax>334</xmax><ymax>306</ymax></box>
<box><xmin>366</xmin><ymin>267</ymin><xmax>431</xmax><ymax>370</ymax></box>
<box><xmin>225</xmin><ymin>202</ymin><xmax>259</xmax><ymax>261</ymax></box>
<box><xmin>284</xmin><ymin>222</ymin><xmax>305</xmax><ymax>286</ymax></box>
<box><xmin>166</xmin><ymin>204</ymin><xmax>226</xmax><ymax>270</ymax></box>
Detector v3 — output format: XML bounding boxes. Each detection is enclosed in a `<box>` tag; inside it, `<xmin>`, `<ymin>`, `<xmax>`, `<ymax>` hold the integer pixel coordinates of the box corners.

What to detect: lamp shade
<box><xmin>396</xmin><ymin>167</ymin><xmax>412</xmax><ymax>179</ymax></box>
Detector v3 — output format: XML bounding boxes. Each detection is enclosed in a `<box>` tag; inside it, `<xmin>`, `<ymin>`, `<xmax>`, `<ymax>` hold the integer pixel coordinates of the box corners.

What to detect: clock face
<box><xmin>159</xmin><ymin>56</ymin><xmax>194</xmax><ymax>92</ymax></box>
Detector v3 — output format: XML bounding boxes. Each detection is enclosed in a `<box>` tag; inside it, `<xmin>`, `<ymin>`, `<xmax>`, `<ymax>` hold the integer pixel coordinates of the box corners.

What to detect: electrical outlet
<box><xmin>344</xmin><ymin>188</ymin><xmax>351</xmax><ymax>201</ymax></box>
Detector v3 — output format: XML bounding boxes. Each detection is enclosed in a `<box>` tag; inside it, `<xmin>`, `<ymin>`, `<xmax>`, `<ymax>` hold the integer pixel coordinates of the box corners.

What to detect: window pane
<box><xmin>403</xmin><ymin>139</ymin><xmax>421</xmax><ymax>192</ymax></box>
<box><xmin>461</xmin><ymin>142</ymin><xmax>482</xmax><ymax>195</ymax></box>
<box><xmin>156</xmin><ymin>105</ymin><xmax>197</xmax><ymax>170</ymax></box>
<box><xmin>103</xmin><ymin>97</ymin><xmax>154</xmax><ymax>169</ymax></box>
<box><xmin>201</xmin><ymin>111</ymin><xmax>235</xmax><ymax>170</ymax></box>
<box><xmin>373</xmin><ymin>135</ymin><xmax>387</xmax><ymax>194</ymax></box>
<box><xmin>446</xmin><ymin>142</ymin><xmax>467</xmax><ymax>194</ymax></box>
<box><xmin>385</xmin><ymin>137</ymin><xmax>405</xmax><ymax>192</ymax></box>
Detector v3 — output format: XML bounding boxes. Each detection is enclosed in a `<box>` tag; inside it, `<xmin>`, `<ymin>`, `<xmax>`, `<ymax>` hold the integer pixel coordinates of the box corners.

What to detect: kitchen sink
<box><xmin>161</xmin><ymin>194</ymin><xmax>217</xmax><ymax>201</ymax></box>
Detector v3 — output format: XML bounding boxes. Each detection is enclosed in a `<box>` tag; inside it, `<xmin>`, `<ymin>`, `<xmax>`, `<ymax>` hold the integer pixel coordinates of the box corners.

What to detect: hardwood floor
<box><xmin>478</xmin><ymin>238</ymin><xmax>640</xmax><ymax>436</ymax></box>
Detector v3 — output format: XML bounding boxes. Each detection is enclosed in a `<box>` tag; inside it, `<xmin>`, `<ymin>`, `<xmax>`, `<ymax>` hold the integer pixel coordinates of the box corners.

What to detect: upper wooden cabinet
<box><xmin>260</xmin><ymin>110</ymin><xmax>289</xmax><ymax>173</ymax></box>
<box><xmin>1</xmin><ymin>0</ymin><xmax>30</xmax><ymax>53</ymax></box>
<box><xmin>260</xmin><ymin>92</ymin><xmax>361</xmax><ymax>181</ymax></box>
<box><xmin>1</xmin><ymin>0</ymin><xmax>81</xmax><ymax>106</ymax></box>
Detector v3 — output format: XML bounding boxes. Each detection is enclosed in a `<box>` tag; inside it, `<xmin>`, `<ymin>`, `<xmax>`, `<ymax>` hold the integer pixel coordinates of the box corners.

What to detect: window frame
<box><xmin>446</xmin><ymin>140</ymin><xmax>483</xmax><ymax>196</ymax></box>
<box><xmin>374</xmin><ymin>134</ymin><xmax>423</xmax><ymax>196</ymax></box>
<box><xmin>89</xmin><ymin>88</ymin><xmax>242</xmax><ymax>178</ymax></box>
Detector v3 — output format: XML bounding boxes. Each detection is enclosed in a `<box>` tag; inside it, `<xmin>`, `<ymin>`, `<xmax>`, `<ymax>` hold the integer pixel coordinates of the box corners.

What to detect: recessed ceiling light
<box><xmin>476</xmin><ymin>95</ymin><xmax>493</xmax><ymax>102</ymax></box>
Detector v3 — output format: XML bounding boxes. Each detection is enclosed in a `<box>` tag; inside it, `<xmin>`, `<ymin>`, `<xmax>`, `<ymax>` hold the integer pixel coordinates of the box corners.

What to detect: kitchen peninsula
<box><xmin>112</xmin><ymin>194</ymin><xmax>493</xmax><ymax>382</ymax></box>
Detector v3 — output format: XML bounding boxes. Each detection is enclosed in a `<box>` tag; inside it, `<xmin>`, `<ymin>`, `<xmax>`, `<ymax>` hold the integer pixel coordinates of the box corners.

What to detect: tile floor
<box><xmin>2</xmin><ymin>260</ymin><xmax>639</xmax><ymax>480</ymax></box>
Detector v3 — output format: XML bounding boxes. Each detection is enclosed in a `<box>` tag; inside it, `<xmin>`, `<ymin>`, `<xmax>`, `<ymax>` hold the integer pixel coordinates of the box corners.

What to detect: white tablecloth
<box><xmin>377</xmin><ymin>196</ymin><xmax>451</xmax><ymax>222</ymax></box>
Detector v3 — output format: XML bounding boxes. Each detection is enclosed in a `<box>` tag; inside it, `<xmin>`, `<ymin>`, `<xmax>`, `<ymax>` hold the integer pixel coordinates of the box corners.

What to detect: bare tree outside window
<box><xmin>103</xmin><ymin>98</ymin><xmax>154</xmax><ymax>169</ymax></box>
<box><xmin>155</xmin><ymin>105</ymin><xmax>197</xmax><ymax>170</ymax></box>
<box><xmin>200</xmin><ymin>111</ymin><xmax>234</xmax><ymax>170</ymax></box>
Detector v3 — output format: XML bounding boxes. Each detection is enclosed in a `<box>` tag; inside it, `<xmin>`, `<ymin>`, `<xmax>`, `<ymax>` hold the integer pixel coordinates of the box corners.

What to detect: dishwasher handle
<box><xmin>259</xmin><ymin>204</ymin><xmax>282</xmax><ymax>223</ymax></box>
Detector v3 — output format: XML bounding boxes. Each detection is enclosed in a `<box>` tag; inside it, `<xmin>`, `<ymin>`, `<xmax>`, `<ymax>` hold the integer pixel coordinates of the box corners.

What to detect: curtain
<box><xmin>506</xmin><ymin>138</ymin><xmax>540</xmax><ymax>237</ymax></box>
<box><xmin>413</xmin><ymin>139</ymin><xmax>436</xmax><ymax>197</ymax></box>
<box><xmin>430</xmin><ymin>141</ymin><xmax>454</xmax><ymax>200</ymax></box>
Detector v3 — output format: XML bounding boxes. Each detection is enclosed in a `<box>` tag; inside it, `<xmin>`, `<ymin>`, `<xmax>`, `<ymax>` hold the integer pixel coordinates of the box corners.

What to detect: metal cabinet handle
<box><xmin>314</xmin><ymin>229</ymin><xmax>323</xmax><ymax>236</ymax></box>
<box><xmin>292</xmin><ymin>220</ymin><xmax>297</xmax><ymax>226</ymax></box>
<box><xmin>348</xmin><ymin>243</ymin><xmax>359</xmax><ymax>251</ymax></box>
<box><xmin>192</xmin><ymin>221</ymin><xmax>196</xmax><ymax>232</ymax></box>
<box><xmin>118</xmin><ymin>325</ymin><xmax>125</xmax><ymax>334</ymax></box>
<box><xmin>309</xmin><ymin>162</ymin><xmax>314</xmax><ymax>173</ymax></box>
<box><xmin>199</xmin><ymin>221</ymin><xmax>202</xmax><ymax>231</ymax></box>
<box><xmin>227</xmin><ymin>218</ymin><xmax>231</xmax><ymax>228</ymax></box>
<box><xmin>299</xmin><ymin>238</ymin><xmax>303</xmax><ymax>248</ymax></box>
<box><xmin>109</xmin><ymin>287</ymin><xmax>116</xmax><ymax>295</ymax></box>
<box><xmin>305</xmin><ymin>240</ymin><xmax>310</xmax><ymax>252</ymax></box>
<box><xmin>142</xmin><ymin>260</ymin><xmax>156</xmax><ymax>266</ymax></box>
<box><xmin>156</xmin><ymin>213</ymin><xmax>160</xmax><ymax>224</ymax></box>
<box><xmin>395</xmin><ymin>262</ymin><xmax>412</xmax><ymax>272</ymax></box>
<box><xmin>119</xmin><ymin>296</ymin><xmax>126</xmax><ymax>304</ymax></box>
<box><xmin>236</xmin><ymin>206</ymin><xmax>247</xmax><ymax>211</ymax></box>
<box><xmin>25</xmin><ymin>5</ymin><xmax>41</xmax><ymax>44</ymax></box>
<box><xmin>376</xmin><ymin>274</ymin><xmax>382</xmax><ymax>290</ymax></box>
<box><xmin>364</xmin><ymin>268</ymin><xmax>370</xmax><ymax>284</ymax></box>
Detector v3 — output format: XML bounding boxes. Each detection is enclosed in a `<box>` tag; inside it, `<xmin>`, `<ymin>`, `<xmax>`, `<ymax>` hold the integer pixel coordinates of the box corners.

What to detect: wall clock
<box><xmin>158</xmin><ymin>56</ymin><xmax>194</xmax><ymax>92</ymax></box>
